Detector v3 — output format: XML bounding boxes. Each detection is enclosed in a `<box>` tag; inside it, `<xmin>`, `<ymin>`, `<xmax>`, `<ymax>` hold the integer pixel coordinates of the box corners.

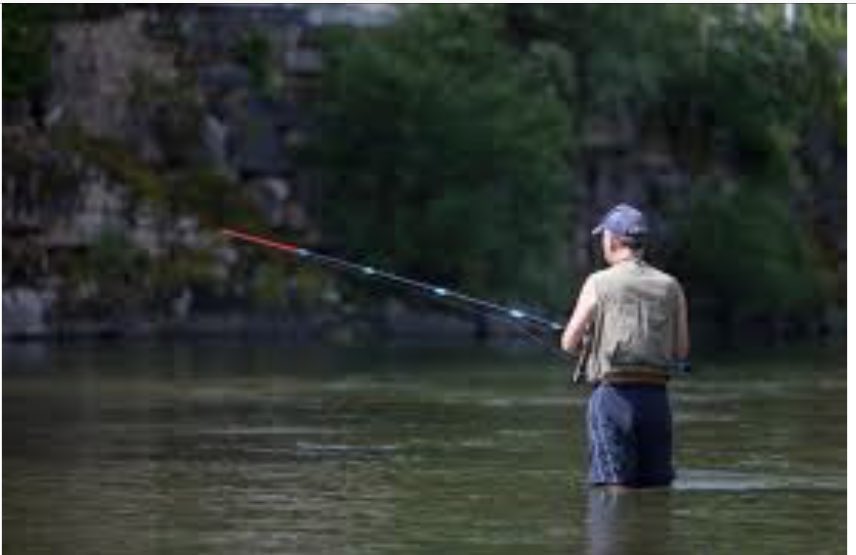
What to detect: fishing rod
<box><xmin>220</xmin><ymin>228</ymin><xmax>569</xmax><ymax>353</ymax></box>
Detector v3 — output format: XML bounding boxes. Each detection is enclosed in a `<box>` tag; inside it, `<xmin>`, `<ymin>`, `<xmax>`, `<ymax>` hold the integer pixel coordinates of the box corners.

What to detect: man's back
<box><xmin>586</xmin><ymin>259</ymin><xmax>682</xmax><ymax>382</ymax></box>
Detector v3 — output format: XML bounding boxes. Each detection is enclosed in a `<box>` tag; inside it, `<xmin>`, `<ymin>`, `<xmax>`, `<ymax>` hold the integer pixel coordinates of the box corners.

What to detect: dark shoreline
<box><xmin>1</xmin><ymin>309</ymin><xmax>535</xmax><ymax>346</ymax></box>
<box><xmin>3</xmin><ymin>313</ymin><xmax>844</xmax><ymax>362</ymax></box>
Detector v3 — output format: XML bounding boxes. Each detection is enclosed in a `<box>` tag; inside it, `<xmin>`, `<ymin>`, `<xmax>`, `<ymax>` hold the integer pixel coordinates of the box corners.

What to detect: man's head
<box><xmin>592</xmin><ymin>203</ymin><xmax>648</xmax><ymax>265</ymax></box>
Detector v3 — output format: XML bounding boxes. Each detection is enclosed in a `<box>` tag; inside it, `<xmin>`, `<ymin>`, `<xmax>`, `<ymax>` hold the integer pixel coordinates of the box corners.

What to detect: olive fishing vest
<box><xmin>585</xmin><ymin>258</ymin><xmax>681</xmax><ymax>382</ymax></box>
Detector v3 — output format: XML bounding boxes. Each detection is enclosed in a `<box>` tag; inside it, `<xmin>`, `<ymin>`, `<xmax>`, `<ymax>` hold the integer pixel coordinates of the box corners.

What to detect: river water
<box><xmin>3</xmin><ymin>341</ymin><xmax>845</xmax><ymax>554</ymax></box>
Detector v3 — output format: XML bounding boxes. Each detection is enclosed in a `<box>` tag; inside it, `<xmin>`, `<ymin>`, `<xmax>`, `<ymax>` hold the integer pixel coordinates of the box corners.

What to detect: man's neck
<box><xmin>610</xmin><ymin>250</ymin><xmax>638</xmax><ymax>265</ymax></box>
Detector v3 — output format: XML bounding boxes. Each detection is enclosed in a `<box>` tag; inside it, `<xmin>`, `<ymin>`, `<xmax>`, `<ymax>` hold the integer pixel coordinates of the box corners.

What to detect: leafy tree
<box><xmin>500</xmin><ymin>4</ymin><xmax>845</xmax><ymax>334</ymax></box>
<box><xmin>673</xmin><ymin>186</ymin><xmax>828</xmax><ymax>312</ymax></box>
<box><xmin>307</xmin><ymin>5</ymin><xmax>572</xmax><ymax>308</ymax></box>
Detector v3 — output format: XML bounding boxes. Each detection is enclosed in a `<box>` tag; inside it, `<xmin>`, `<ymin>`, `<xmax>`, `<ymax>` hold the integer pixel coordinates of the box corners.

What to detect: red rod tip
<box><xmin>219</xmin><ymin>228</ymin><xmax>301</xmax><ymax>253</ymax></box>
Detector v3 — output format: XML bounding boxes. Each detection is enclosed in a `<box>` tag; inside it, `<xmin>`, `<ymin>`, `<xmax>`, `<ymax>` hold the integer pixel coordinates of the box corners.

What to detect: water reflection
<box><xmin>586</xmin><ymin>488</ymin><xmax>677</xmax><ymax>555</ymax></box>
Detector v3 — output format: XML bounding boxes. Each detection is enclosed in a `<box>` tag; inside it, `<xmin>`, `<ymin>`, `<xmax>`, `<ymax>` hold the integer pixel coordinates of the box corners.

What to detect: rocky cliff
<box><xmin>3</xmin><ymin>6</ymin><xmax>361</xmax><ymax>339</ymax></box>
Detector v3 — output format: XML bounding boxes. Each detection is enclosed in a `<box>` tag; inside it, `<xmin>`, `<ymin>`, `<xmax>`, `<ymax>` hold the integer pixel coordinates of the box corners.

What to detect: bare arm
<box><xmin>561</xmin><ymin>276</ymin><xmax>597</xmax><ymax>353</ymax></box>
<box><xmin>675</xmin><ymin>284</ymin><xmax>690</xmax><ymax>359</ymax></box>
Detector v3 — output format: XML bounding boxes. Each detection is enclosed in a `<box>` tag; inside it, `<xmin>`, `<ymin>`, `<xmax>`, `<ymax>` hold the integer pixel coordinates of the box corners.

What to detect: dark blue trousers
<box><xmin>587</xmin><ymin>383</ymin><xmax>674</xmax><ymax>487</ymax></box>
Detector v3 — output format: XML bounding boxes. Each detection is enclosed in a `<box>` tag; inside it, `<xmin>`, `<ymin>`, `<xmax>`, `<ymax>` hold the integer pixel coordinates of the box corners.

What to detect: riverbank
<box><xmin>3</xmin><ymin>307</ymin><xmax>844</xmax><ymax>361</ymax></box>
<box><xmin>2</xmin><ymin>295</ymin><xmax>545</xmax><ymax>348</ymax></box>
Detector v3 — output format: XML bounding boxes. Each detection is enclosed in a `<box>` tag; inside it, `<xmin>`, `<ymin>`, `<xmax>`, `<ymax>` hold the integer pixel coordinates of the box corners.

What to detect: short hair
<box><xmin>617</xmin><ymin>234</ymin><xmax>646</xmax><ymax>252</ymax></box>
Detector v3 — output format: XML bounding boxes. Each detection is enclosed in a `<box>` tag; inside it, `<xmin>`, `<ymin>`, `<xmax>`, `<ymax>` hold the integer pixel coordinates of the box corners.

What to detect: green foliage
<box><xmin>234</xmin><ymin>29</ymin><xmax>281</xmax><ymax>96</ymax></box>
<box><xmin>58</xmin><ymin>130</ymin><xmax>167</xmax><ymax>205</ymax></box>
<box><xmin>148</xmin><ymin>247</ymin><xmax>220</xmax><ymax>303</ymax></box>
<box><xmin>2</xmin><ymin>5</ymin><xmax>54</xmax><ymax>99</ymax></box>
<box><xmin>169</xmin><ymin>168</ymin><xmax>264</xmax><ymax>229</ymax></box>
<box><xmin>309</xmin><ymin>5</ymin><xmax>572</xmax><ymax>307</ymax></box>
<box><xmin>505</xmin><ymin>5</ymin><xmax>845</xmax><ymax>175</ymax></box>
<box><xmin>74</xmin><ymin>230</ymin><xmax>149</xmax><ymax>316</ymax></box>
<box><xmin>4</xmin><ymin>129</ymin><xmax>82</xmax><ymax>207</ymax></box>
<box><xmin>129</xmin><ymin>72</ymin><xmax>207</xmax><ymax>168</ymax></box>
<box><xmin>57</xmin><ymin>128</ymin><xmax>264</xmax><ymax>229</ymax></box>
<box><xmin>502</xmin><ymin>4</ymin><xmax>845</xmax><ymax>324</ymax></box>
<box><xmin>306</xmin><ymin>4</ymin><xmax>845</xmax><ymax>324</ymax></box>
<box><xmin>674</xmin><ymin>185</ymin><xmax>825</xmax><ymax>315</ymax></box>
<box><xmin>788</xmin><ymin>5</ymin><xmax>847</xmax><ymax>140</ymax></box>
<box><xmin>58</xmin><ymin>232</ymin><xmax>221</xmax><ymax>317</ymax></box>
<box><xmin>506</xmin><ymin>5</ymin><xmax>686</xmax><ymax>114</ymax></box>
<box><xmin>250</xmin><ymin>260</ymin><xmax>289</xmax><ymax>308</ymax></box>
<box><xmin>88</xmin><ymin>230</ymin><xmax>145</xmax><ymax>281</ymax></box>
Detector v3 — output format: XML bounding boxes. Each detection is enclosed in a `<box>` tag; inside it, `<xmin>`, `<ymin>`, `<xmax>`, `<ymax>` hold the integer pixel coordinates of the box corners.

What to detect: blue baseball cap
<box><xmin>592</xmin><ymin>203</ymin><xmax>648</xmax><ymax>238</ymax></box>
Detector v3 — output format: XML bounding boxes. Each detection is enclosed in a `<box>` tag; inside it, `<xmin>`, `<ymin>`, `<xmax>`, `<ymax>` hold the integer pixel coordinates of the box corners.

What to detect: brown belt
<box><xmin>599</xmin><ymin>368</ymin><xmax>669</xmax><ymax>386</ymax></box>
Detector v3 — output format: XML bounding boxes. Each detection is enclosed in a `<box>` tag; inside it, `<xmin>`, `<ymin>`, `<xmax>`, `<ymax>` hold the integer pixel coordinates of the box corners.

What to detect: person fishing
<box><xmin>560</xmin><ymin>203</ymin><xmax>690</xmax><ymax>489</ymax></box>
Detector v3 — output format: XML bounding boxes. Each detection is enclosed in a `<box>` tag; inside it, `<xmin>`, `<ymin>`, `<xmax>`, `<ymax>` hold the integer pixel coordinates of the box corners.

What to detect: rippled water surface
<box><xmin>4</xmin><ymin>341</ymin><xmax>845</xmax><ymax>554</ymax></box>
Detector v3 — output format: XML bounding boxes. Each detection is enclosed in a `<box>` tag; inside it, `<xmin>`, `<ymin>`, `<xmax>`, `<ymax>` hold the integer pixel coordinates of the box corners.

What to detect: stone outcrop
<box><xmin>2</xmin><ymin>5</ymin><xmax>397</xmax><ymax>340</ymax></box>
<box><xmin>49</xmin><ymin>10</ymin><xmax>179</xmax><ymax>139</ymax></box>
